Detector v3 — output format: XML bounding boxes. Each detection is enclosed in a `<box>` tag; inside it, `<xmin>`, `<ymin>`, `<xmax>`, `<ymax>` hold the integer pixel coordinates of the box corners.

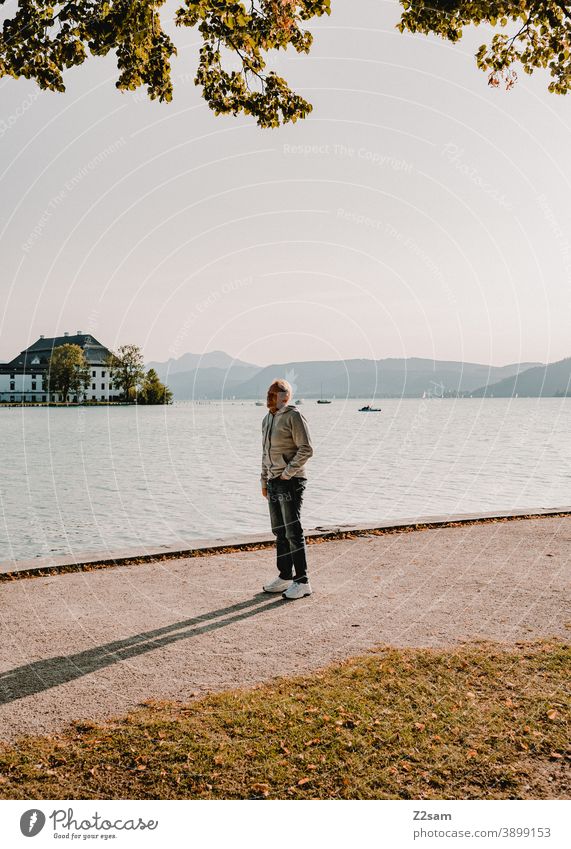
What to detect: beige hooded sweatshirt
<box><xmin>261</xmin><ymin>404</ymin><xmax>313</xmax><ymax>485</ymax></box>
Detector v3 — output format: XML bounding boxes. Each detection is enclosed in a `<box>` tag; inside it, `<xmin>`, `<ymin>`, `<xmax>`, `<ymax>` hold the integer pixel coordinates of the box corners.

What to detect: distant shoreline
<box><xmin>1</xmin><ymin>396</ymin><xmax>569</xmax><ymax>408</ymax></box>
<box><xmin>3</xmin><ymin>506</ymin><xmax>570</xmax><ymax>582</ymax></box>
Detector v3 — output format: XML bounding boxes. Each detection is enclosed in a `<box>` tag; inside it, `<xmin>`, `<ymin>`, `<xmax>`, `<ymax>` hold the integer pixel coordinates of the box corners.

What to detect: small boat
<box><xmin>295</xmin><ymin>398</ymin><xmax>303</xmax><ymax>405</ymax></box>
<box><xmin>255</xmin><ymin>400</ymin><xmax>264</xmax><ymax>406</ymax></box>
<box><xmin>359</xmin><ymin>404</ymin><xmax>382</xmax><ymax>412</ymax></box>
<box><xmin>316</xmin><ymin>384</ymin><xmax>331</xmax><ymax>404</ymax></box>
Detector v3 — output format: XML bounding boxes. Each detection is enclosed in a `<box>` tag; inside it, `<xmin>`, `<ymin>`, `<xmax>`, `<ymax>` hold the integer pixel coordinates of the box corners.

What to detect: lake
<box><xmin>0</xmin><ymin>398</ymin><xmax>569</xmax><ymax>564</ymax></box>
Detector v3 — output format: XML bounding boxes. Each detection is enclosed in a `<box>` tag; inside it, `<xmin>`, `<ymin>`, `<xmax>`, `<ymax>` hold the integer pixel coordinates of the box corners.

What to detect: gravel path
<box><xmin>1</xmin><ymin>516</ymin><xmax>569</xmax><ymax>742</ymax></box>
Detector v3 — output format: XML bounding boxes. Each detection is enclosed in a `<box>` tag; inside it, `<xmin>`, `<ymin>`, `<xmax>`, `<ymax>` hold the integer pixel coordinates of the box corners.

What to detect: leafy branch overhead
<box><xmin>398</xmin><ymin>1</ymin><xmax>571</xmax><ymax>94</ymax></box>
<box><xmin>1</xmin><ymin>2</ymin><xmax>571</xmax><ymax>127</ymax></box>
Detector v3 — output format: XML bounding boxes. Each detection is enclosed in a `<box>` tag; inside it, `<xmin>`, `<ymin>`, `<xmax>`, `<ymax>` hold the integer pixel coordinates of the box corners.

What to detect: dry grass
<box><xmin>0</xmin><ymin>639</ymin><xmax>569</xmax><ymax>800</ymax></box>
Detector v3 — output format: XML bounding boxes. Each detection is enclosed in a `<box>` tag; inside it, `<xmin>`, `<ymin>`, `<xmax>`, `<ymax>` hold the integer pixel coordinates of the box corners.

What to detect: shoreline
<box><xmin>3</xmin><ymin>505</ymin><xmax>570</xmax><ymax>582</ymax></box>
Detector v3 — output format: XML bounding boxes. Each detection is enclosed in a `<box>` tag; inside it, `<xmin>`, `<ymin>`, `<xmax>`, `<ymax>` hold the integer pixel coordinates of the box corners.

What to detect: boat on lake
<box><xmin>316</xmin><ymin>384</ymin><xmax>332</xmax><ymax>404</ymax></box>
<box><xmin>358</xmin><ymin>404</ymin><xmax>382</xmax><ymax>412</ymax></box>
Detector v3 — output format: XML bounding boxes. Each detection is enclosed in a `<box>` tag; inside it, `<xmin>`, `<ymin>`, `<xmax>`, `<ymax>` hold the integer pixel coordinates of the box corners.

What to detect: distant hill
<box><xmin>153</xmin><ymin>354</ymin><xmax>540</xmax><ymax>399</ymax></box>
<box><xmin>161</xmin><ymin>365</ymin><xmax>262</xmax><ymax>399</ymax></box>
<box><xmin>471</xmin><ymin>357</ymin><xmax>571</xmax><ymax>397</ymax></box>
<box><xmin>147</xmin><ymin>350</ymin><xmax>260</xmax><ymax>382</ymax></box>
<box><xmin>233</xmin><ymin>358</ymin><xmax>541</xmax><ymax>399</ymax></box>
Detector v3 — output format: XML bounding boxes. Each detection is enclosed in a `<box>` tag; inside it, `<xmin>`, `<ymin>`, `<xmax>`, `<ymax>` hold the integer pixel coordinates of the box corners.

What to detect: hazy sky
<box><xmin>1</xmin><ymin>0</ymin><xmax>570</xmax><ymax>367</ymax></box>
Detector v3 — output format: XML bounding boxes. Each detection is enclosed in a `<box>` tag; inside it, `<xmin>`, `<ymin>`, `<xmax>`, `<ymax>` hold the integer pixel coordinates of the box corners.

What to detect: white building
<box><xmin>0</xmin><ymin>332</ymin><xmax>123</xmax><ymax>403</ymax></box>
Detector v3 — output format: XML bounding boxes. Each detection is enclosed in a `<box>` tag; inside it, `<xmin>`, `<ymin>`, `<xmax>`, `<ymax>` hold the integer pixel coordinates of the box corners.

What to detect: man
<box><xmin>261</xmin><ymin>379</ymin><xmax>313</xmax><ymax>600</ymax></box>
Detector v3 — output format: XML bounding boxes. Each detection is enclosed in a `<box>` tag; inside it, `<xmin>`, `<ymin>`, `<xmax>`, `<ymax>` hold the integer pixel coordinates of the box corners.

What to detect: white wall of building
<box><xmin>0</xmin><ymin>366</ymin><xmax>123</xmax><ymax>402</ymax></box>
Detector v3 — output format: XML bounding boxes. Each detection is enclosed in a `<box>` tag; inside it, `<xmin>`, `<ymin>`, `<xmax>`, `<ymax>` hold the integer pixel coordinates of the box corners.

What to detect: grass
<box><xmin>0</xmin><ymin>639</ymin><xmax>569</xmax><ymax>800</ymax></box>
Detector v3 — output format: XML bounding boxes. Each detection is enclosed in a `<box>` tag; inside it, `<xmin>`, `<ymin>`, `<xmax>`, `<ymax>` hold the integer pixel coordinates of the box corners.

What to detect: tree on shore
<box><xmin>138</xmin><ymin>368</ymin><xmax>174</xmax><ymax>405</ymax></box>
<box><xmin>106</xmin><ymin>344</ymin><xmax>146</xmax><ymax>402</ymax></box>
<box><xmin>2</xmin><ymin>2</ymin><xmax>570</xmax><ymax>127</ymax></box>
<box><xmin>44</xmin><ymin>343</ymin><xmax>90</xmax><ymax>402</ymax></box>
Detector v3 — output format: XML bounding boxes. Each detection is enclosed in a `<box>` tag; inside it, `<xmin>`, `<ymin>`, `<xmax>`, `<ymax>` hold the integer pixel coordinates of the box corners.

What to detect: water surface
<box><xmin>0</xmin><ymin>398</ymin><xmax>569</xmax><ymax>563</ymax></box>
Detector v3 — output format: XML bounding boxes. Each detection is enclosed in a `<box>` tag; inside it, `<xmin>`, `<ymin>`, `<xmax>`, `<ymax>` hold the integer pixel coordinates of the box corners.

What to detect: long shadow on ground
<box><xmin>0</xmin><ymin>595</ymin><xmax>286</xmax><ymax>705</ymax></box>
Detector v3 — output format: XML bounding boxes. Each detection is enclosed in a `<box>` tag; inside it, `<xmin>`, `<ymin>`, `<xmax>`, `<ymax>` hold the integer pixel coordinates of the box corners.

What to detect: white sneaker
<box><xmin>282</xmin><ymin>580</ymin><xmax>312</xmax><ymax>600</ymax></box>
<box><xmin>263</xmin><ymin>576</ymin><xmax>292</xmax><ymax>593</ymax></box>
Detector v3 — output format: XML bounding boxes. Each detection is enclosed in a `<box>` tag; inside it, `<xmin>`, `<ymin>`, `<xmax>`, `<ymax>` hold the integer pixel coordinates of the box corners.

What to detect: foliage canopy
<box><xmin>2</xmin><ymin>2</ymin><xmax>571</xmax><ymax>127</ymax></box>
<box><xmin>106</xmin><ymin>343</ymin><xmax>146</xmax><ymax>401</ymax></box>
<box><xmin>44</xmin><ymin>343</ymin><xmax>90</xmax><ymax>401</ymax></box>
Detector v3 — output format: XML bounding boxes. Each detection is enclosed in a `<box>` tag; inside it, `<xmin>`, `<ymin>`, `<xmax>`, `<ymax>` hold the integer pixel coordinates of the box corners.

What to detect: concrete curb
<box><xmin>2</xmin><ymin>506</ymin><xmax>570</xmax><ymax>583</ymax></box>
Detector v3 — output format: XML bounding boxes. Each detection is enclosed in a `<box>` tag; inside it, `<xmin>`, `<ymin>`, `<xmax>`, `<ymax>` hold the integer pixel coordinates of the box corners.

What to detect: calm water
<box><xmin>0</xmin><ymin>399</ymin><xmax>569</xmax><ymax>564</ymax></box>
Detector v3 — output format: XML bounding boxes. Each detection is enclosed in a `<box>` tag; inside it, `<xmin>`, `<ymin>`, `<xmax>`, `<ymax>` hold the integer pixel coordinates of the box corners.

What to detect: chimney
<box><xmin>64</xmin><ymin>332</ymin><xmax>69</xmax><ymax>337</ymax></box>
<box><xmin>40</xmin><ymin>335</ymin><xmax>45</xmax><ymax>339</ymax></box>
<box><xmin>77</xmin><ymin>330</ymin><xmax>82</xmax><ymax>336</ymax></box>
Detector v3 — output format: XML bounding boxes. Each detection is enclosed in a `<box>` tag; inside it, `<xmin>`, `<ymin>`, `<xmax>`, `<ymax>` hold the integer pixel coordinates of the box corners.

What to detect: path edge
<box><xmin>2</xmin><ymin>506</ymin><xmax>570</xmax><ymax>583</ymax></box>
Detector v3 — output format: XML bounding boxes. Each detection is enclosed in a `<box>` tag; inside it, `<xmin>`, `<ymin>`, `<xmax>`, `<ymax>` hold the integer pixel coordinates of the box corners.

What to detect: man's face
<box><xmin>267</xmin><ymin>386</ymin><xmax>290</xmax><ymax>412</ymax></box>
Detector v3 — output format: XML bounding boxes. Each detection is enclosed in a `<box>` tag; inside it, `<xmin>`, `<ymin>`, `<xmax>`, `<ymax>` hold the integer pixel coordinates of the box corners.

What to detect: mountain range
<box><xmin>145</xmin><ymin>352</ymin><xmax>571</xmax><ymax>399</ymax></box>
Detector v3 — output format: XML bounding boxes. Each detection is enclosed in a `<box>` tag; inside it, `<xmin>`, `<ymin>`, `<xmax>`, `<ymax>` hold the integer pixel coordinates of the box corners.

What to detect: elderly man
<box><xmin>261</xmin><ymin>379</ymin><xmax>314</xmax><ymax>600</ymax></box>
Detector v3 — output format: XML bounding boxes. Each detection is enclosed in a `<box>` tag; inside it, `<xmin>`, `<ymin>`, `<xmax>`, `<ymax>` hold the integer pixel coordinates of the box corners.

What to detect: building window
<box><xmin>92</xmin><ymin>395</ymin><xmax>96</xmax><ymax>400</ymax></box>
<box><xmin>42</xmin><ymin>396</ymin><xmax>46</xmax><ymax>402</ymax></box>
<box><xmin>10</xmin><ymin>396</ymin><xmax>14</xmax><ymax>402</ymax></box>
<box><xmin>102</xmin><ymin>371</ymin><xmax>106</xmax><ymax>377</ymax></box>
<box><xmin>10</xmin><ymin>374</ymin><xmax>15</xmax><ymax>380</ymax></box>
<box><xmin>101</xmin><ymin>383</ymin><xmax>105</xmax><ymax>390</ymax></box>
<box><xmin>109</xmin><ymin>384</ymin><xmax>113</xmax><ymax>390</ymax></box>
<box><xmin>10</xmin><ymin>382</ymin><xmax>15</xmax><ymax>391</ymax></box>
<box><xmin>32</xmin><ymin>395</ymin><xmax>36</xmax><ymax>402</ymax></box>
<box><xmin>92</xmin><ymin>383</ymin><xmax>96</xmax><ymax>390</ymax></box>
<box><xmin>32</xmin><ymin>382</ymin><xmax>37</xmax><ymax>390</ymax></box>
<box><xmin>101</xmin><ymin>395</ymin><xmax>105</xmax><ymax>401</ymax></box>
<box><xmin>92</xmin><ymin>370</ymin><xmax>96</xmax><ymax>377</ymax></box>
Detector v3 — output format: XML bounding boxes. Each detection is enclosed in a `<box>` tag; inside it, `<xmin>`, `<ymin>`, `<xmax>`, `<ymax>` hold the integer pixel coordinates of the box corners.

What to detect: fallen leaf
<box><xmin>297</xmin><ymin>777</ymin><xmax>311</xmax><ymax>786</ymax></box>
<box><xmin>466</xmin><ymin>750</ymin><xmax>478</xmax><ymax>759</ymax></box>
<box><xmin>414</xmin><ymin>722</ymin><xmax>426</xmax><ymax>731</ymax></box>
<box><xmin>251</xmin><ymin>783</ymin><xmax>270</xmax><ymax>796</ymax></box>
<box><xmin>547</xmin><ymin>709</ymin><xmax>559</xmax><ymax>720</ymax></box>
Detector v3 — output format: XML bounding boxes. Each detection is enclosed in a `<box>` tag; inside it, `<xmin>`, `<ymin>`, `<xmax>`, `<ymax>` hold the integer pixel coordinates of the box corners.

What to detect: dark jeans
<box><xmin>266</xmin><ymin>477</ymin><xmax>308</xmax><ymax>583</ymax></box>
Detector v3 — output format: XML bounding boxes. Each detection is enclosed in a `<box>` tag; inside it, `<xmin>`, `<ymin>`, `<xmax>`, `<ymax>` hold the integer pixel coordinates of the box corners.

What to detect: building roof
<box><xmin>0</xmin><ymin>333</ymin><xmax>114</xmax><ymax>372</ymax></box>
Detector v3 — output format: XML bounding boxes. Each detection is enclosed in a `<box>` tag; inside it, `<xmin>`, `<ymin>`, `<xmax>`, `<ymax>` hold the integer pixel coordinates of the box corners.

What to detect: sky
<box><xmin>1</xmin><ymin>0</ymin><xmax>570</xmax><ymax>368</ymax></box>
